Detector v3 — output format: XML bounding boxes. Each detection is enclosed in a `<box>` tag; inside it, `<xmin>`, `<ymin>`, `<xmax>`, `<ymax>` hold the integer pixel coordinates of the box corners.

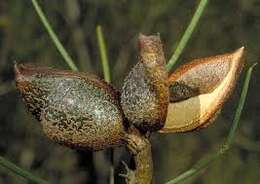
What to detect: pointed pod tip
<box><xmin>139</xmin><ymin>32</ymin><xmax>161</xmax><ymax>38</ymax></box>
<box><xmin>138</xmin><ymin>33</ymin><xmax>162</xmax><ymax>55</ymax></box>
<box><xmin>14</xmin><ymin>63</ymin><xmax>36</xmax><ymax>82</ymax></box>
<box><xmin>233</xmin><ymin>46</ymin><xmax>245</xmax><ymax>56</ymax></box>
<box><xmin>232</xmin><ymin>46</ymin><xmax>246</xmax><ymax>66</ymax></box>
<box><xmin>138</xmin><ymin>33</ymin><xmax>161</xmax><ymax>42</ymax></box>
<box><xmin>139</xmin><ymin>32</ymin><xmax>145</xmax><ymax>37</ymax></box>
<box><xmin>14</xmin><ymin>62</ymin><xmax>19</xmax><ymax>73</ymax></box>
<box><xmin>138</xmin><ymin>33</ymin><xmax>149</xmax><ymax>43</ymax></box>
<box><xmin>14</xmin><ymin>63</ymin><xmax>22</xmax><ymax>80</ymax></box>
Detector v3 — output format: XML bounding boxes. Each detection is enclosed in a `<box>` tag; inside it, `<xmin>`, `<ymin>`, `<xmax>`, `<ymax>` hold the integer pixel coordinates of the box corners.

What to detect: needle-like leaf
<box><xmin>0</xmin><ymin>155</ymin><xmax>49</xmax><ymax>184</ymax></box>
<box><xmin>96</xmin><ymin>25</ymin><xmax>111</xmax><ymax>83</ymax></box>
<box><xmin>166</xmin><ymin>0</ymin><xmax>208</xmax><ymax>71</ymax></box>
<box><xmin>31</xmin><ymin>0</ymin><xmax>78</xmax><ymax>71</ymax></box>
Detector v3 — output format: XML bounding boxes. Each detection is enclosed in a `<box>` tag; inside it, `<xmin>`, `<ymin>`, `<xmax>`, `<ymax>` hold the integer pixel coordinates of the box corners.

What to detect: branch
<box><xmin>0</xmin><ymin>155</ymin><xmax>49</xmax><ymax>184</ymax></box>
<box><xmin>31</xmin><ymin>0</ymin><xmax>78</xmax><ymax>71</ymax></box>
<box><xmin>225</xmin><ymin>64</ymin><xmax>258</xmax><ymax>146</ymax></box>
<box><xmin>165</xmin><ymin>63</ymin><xmax>257</xmax><ymax>184</ymax></box>
<box><xmin>166</xmin><ymin>0</ymin><xmax>208</xmax><ymax>71</ymax></box>
<box><xmin>122</xmin><ymin>128</ymin><xmax>153</xmax><ymax>184</ymax></box>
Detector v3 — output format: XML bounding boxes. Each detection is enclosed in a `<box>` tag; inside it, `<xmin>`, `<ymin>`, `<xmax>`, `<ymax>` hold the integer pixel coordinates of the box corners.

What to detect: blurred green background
<box><xmin>0</xmin><ymin>0</ymin><xmax>259</xmax><ymax>183</ymax></box>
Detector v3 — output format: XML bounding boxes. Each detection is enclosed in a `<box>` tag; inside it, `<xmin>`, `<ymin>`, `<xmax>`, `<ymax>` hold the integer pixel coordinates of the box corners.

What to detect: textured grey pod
<box><xmin>15</xmin><ymin>64</ymin><xmax>126</xmax><ymax>151</ymax></box>
<box><xmin>121</xmin><ymin>34</ymin><xmax>169</xmax><ymax>132</ymax></box>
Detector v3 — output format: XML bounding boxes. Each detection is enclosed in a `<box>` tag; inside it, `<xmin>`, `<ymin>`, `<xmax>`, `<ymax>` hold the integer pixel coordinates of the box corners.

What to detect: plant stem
<box><xmin>166</xmin><ymin>0</ymin><xmax>208</xmax><ymax>71</ymax></box>
<box><xmin>31</xmin><ymin>0</ymin><xmax>78</xmax><ymax>71</ymax></box>
<box><xmin>225</xmin><ymin>63</ymin><xmax>258</xmax><ymax>146</ymax></box>
<box><xmin>0</xmin><ymin>155</ymin><xmax>49</xmax><ymax>184</ymax></box>
<box><xmin>123</xmin><ymin>128</ymin><xmax>153</xmax><ymax>184</ymax></box>
<box><xmin>96</xmin><ymin>25</ymin><xmax>111</xmax><ymax>83</ymax></box>
<box><xmin>165</xmin><ymin>63</ymin><xmax>257</xmax><ymax>184</ymax></box>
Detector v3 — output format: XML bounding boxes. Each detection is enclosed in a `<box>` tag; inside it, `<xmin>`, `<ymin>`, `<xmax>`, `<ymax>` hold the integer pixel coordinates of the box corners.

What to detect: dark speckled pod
<box><xmin>121</xmin><ymin>34</ymin><xmax>169</xmax><ymax>132</ymax></box>
<box><xmin>15</xmin><ymin>64</ymin><xmax>126</xmax><ymax>151</ymax></box>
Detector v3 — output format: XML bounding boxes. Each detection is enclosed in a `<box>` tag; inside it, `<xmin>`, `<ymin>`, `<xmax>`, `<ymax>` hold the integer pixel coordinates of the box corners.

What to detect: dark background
<box><xmin>0</xmin><ymin>0</ymin><xmax>259</xmax><ymax>183</ymax></box>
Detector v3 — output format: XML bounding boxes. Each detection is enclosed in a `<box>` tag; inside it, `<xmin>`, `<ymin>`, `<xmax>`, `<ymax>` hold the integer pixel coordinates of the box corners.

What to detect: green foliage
<box><xmin>0</xmin><ymin>156</ymin><xmax>49</xmax><ymax>184</ymax></box>
<box><xmin>96</xmin><ymin>25</ymin><xmax>111</xmax><ymax>83</ymax></box>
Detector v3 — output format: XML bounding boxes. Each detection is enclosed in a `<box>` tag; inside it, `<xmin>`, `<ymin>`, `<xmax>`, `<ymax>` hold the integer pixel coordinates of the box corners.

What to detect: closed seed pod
<box><xmin>15</xmin><ymin>64</ymin><xmax>126</xmax><ymax>151</ymax></box>
<box><xmin>160</xmin><ymin>47</ymin><xmax>245</xmax><ymax>133</ymax></box>
<box><xmin>121</xmin><ymin>34</ymin><xmax>169</xmax><ymax>132</ymax></box>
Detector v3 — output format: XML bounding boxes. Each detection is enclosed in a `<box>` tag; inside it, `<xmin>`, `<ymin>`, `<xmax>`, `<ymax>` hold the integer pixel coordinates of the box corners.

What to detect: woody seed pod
<box><xmin>15</xmin><ymin>64</ymin><xmax>126</xmax><ymax>151</ymax></box>
<box><xmin>160</xmin><ymin>47</ymin><xmax>245</xmax><ymax>133</ymax></box>
<box><xmin>121</xmin><ymin>34</ymin><xmax>169</xmax><ymax>132</ymax></box>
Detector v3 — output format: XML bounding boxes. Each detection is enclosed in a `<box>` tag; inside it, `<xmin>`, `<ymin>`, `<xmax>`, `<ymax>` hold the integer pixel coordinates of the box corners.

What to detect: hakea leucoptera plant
<box><xmin>15</xmin><ymin>33</ymin><xmax>245</xmax><ymax>184</ymax></box>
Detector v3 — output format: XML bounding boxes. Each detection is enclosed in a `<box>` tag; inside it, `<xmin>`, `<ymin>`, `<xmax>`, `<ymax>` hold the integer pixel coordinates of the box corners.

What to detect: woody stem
<box><xmin>124</xmin><ymin>127</ymin><xmax>153</xmax><ymax>184</ymax></box>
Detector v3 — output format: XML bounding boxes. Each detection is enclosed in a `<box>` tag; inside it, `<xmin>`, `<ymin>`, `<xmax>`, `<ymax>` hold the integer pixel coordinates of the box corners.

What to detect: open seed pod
<box><xmin>160</xmin><ymin>47</ymin><xmax>245</xmax><ymax>133</ymax></box>
<box><xmin>121</xmin><ymin>34</ymin><xmax>169</xmax><ymax>132</ymax></box>
<box><xmin>15</xmin><ymin>64</ymin><xmax>126</xmax><ymax>151</ymax></box>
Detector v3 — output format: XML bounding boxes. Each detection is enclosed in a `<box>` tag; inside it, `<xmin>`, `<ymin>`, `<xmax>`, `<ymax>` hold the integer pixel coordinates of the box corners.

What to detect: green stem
<box><xmin>166</xmin><ymin>0</ymin><xmax>208</xmax><ymax>71</ymax></box>
<box><xmin>225</xmin><ymin>63</ymin><xmax>257</xmax><ymax>146</ymax></box>
<box><xmin>0</xmin><ymin>155</ymin><xmax>49</xmax><ymax>184</ymax></box>
<box><xmin>31</xmin><ymin>0</ymin><xmax>78</xmax><ymax>71</ymax></box>
<box><xmin>165</xmin><ymin>63</ymin><xmax>257</xmax><ymax>184</ymax></box>
<box><xmin>96</xmin><ymin>25</ymin><xmax>111</xmax><ymax>83</ymax></box>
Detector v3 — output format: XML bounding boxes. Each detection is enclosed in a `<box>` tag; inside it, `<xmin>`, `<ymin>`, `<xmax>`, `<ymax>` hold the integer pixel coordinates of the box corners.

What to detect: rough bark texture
<box><xmin>123</xmin><ymin>127</ymin><xmax>153</xmax><ymax>184</ymax></box>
